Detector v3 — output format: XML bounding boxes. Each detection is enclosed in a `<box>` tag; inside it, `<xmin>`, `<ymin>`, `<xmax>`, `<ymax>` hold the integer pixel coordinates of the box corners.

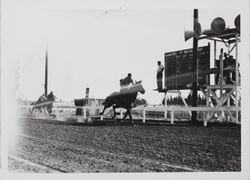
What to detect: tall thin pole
<box><xmin>192</xmin><ymin>9</ymin><xmax>198</xmax><ymax>123</ymax></box>
<box><xmin>219</xmin><ymin>48</ymin><xmax>223</xmax><ymax>100</ymax></box>
<box><xmin>214</xmin><ymin>40</ymin><xmax>217</xmax><ymax>84</ymax></box>
<box><xmin>235</xmin><ymin>33</ymin><xmax>239</xmax><ymax>123</ymax></box>
<box><xmin>45</xmin><ymin>50</ymin><xmax>48</xmax><ymax>97</ymax></box>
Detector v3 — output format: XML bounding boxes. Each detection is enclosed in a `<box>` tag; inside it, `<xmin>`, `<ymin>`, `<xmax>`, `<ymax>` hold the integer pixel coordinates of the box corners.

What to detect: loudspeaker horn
<box><xmin>184</xmin><ymin>22</ymin><xmax>201</xmax><ymax>41</ymax></box>
<box><xmin>234</xmin><ymin>14</ymin><xmax>240</xmax><ymax>31</ymax></box>
<box><xmin>201</xmin><ymin>29</ymin><xmax>213</xmax><ymax>36</ymax></box>
<box><xmin>211</xmin><ymin>17</ymin><xmax>226</xmax><ymax>34</ymax></box>
<box><xmin>184</xmin><ymin>30</ymin><xmax>195</xmax><ymax>41</ymax></box>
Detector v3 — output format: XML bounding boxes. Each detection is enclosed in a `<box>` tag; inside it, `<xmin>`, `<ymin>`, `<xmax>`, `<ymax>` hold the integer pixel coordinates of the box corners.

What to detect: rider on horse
<box><xmin>120</xmin><ymin>73</ymin><xmax>134</xmax><ymax>87</ymax></box>
<box><xmin>47</xmin><ymin>91</ymin><xmax>56</xmax><ymax>101</ymax></box>
<box><xmin>100</xmin><ymin>80</ymin><xmax>145</xmax><ymax>124</ymax></box>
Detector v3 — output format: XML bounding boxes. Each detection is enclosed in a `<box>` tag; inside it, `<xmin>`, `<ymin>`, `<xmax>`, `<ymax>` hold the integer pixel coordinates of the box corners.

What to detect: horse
<box><xmin>30</xmin><ymin>100</ymin><xmax>53</xmax><ymax>115</ymax></box>
<box><xmin>30</xmin><ymin>93</ymin><xmax>56</xmax><ymax>115</ymax></box>
<box><xmin>100</xmin><ymin>81</ymin><xmax>145</xmax><ymax>124</ymax></box>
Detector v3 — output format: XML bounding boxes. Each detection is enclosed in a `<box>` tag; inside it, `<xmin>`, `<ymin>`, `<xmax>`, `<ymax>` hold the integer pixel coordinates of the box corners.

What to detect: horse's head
<box><xmin>134</xmin><ymin>81</ymin><xmax>145</xmax><ymax>94</ymax></box>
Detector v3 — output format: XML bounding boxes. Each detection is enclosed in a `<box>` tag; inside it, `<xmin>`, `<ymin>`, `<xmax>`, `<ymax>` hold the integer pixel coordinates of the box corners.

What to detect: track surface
<box><xmin>9</xmin><ymin>118</ymin><xmax>241</xmax><ymax>172</ymax></box>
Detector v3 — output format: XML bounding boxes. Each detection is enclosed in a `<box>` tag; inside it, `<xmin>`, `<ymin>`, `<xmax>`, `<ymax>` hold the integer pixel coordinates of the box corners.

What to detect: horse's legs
<box><xmin>48</xmin><ymin>104</ymin><xmax>52</xmax><ymax>114</ymax></box>
<box><xmin>99</xmin><ymin>105</ymin><xmax>107</xmax><ymax>115</ymax></box>
<box><xmin>127</xmin><ymin>108</ymin><xmax>134</xmax><ymax>124</ymax></box>
<box><xmin>123</xmin><ymin>109</ymin><xmax>129</xmax><ymax>119</ymax></box>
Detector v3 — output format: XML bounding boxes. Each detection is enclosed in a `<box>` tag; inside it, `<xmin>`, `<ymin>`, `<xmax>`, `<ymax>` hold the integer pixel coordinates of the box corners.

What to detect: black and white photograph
<box><xmin>1</xmin><ymin>0</ymin><xmax>250</xmax><ymax>179</ymax></box>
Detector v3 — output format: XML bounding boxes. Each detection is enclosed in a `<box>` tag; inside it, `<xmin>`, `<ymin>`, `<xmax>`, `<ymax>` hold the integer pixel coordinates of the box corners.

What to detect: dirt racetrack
<box><xmin>9</xmin><ymin>118</ymin><xmax>241</xmax><ymax>172</ymax></box>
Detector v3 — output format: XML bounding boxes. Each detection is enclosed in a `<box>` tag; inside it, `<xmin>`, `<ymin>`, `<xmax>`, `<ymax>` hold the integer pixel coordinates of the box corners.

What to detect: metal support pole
<box><xmin>45</xmin><ymin>50</ymin><xmax>48</xmax><ymax>97</ymax></box>
<box><xmin>220</xmin><ymin>48</ymin><xmax>223</xmax><ymax>103</ymax></box>
<box><xmin>214</xmin><ymin>40</ymin><xmax>217</xmax><ymax>84</ymax></box>
<box><xmin>192</xmin><ymin>9</ymin><xmax>198</xmax><ymax>123</ymax></box>
<box><xmin>235</xmin><ymin>33</ymin><xmax>239</xmax><ymax>123</ymax></box>
<box><xmin>219</xmin><ymin>48</ymin><xmax>224</xmax><ymax>122</ymax></box>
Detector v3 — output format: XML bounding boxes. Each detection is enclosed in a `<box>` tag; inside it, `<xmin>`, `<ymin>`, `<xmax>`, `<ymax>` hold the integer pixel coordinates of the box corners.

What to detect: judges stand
<box><xmin>199</xmin><ymin>26</ymin><xmax>241</xmax><ymax>124</ymax></box>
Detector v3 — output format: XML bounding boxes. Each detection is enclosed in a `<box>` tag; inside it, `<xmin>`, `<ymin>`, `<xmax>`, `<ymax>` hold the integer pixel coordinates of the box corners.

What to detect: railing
<box><xmin>18</xmin><ymin>104</ymin><xmax>241</xmax><ymax>126</ymax></box>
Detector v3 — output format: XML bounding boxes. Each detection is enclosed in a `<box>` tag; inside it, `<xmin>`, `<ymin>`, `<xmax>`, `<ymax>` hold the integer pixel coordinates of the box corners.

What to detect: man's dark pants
<box><xmin>157</xmin><ymin>73</ymin><xmax>163</xmax><ymax>90</ymax></box>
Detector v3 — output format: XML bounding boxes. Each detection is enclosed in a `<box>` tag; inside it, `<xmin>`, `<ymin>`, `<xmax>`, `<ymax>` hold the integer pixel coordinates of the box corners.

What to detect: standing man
<box><xmin>156</xmin><ymin>61</ymin><xmax>164</xmax><ymax>90</ymax></box>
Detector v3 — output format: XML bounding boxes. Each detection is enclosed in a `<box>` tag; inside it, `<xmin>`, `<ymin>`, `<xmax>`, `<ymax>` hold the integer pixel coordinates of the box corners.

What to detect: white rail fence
<box><xmin>19</xmin><ymin>104</ymin><xmax>241</xmax><ymax>127</ymax></box>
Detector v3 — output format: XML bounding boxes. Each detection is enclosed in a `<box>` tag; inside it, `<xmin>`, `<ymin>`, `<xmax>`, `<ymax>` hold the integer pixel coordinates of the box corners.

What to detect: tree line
<box><xmin>162</xmin><ymin>93</ymin><xmax>206</xmax><ymax>105</ymax></box>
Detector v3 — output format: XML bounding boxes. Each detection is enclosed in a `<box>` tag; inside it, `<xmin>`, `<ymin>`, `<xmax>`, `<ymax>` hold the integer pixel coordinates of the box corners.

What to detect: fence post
<box><xmin>83</xmin><ymin>108</ymin><xmax>87</xmax><ymax>119</ymax></box>
<box><xmin>171</xmin><ymin>111</ymin><xmax>174</xmax><ymax>124</ymax></box>
<box><xmin>120</xmin><ymin>110</ymin><xmax>123</xmax><ymax>119</ymax></box>
<box><xmin>143</xmin><ymin>110</ymin><xmax>146</xmax><ymax>123</ymax></box>
<box><xmin>164</xmin><ymin>111</ymin><xmax>167</xmax><ymax>119</ymax></box>
<box><xmin>204</xmin><ymin>112</ymin><xmax>208</xmax><ymax>127</ymax></box>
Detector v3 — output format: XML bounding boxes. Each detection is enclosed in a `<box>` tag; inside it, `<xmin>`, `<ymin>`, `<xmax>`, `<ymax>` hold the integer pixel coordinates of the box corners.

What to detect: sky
<box><xmin>2</xmin><ymin>0</ymin><xmax>244</xmax><ymax>104</ymax></box>
<box><xmin>1</xmin><ymin>1</ymin><xmax>249</xmax><ymax>179</ymax></box>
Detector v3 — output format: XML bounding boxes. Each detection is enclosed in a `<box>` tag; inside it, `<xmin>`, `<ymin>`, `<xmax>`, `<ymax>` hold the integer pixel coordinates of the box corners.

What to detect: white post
<box><xmin>164</xmin><ymin>92</ymin><xmax>167</xmax><ymax>119</ymax></box>
<box><xmin>204</xmin><ymin>112</ymin><xmax>208</xmax><ymax>127</ymax></box>
<box><xmin>83</xmin><ymin>108</ymin><xmax>87</xmax><ymax>119</ymax></box>
<box><xmin>101</xmin><ymin>115</ymin><xmax>103</xmax><ymax>121</ymax></box>
<box><xmin>120</xmin><ymin>110</ymin><xmax>123</xmax><ymax>119</ymax></box>
<box><xmin>142</xmin><ymin>110</ymin><xmax>146</xmax><ymax>123</ymax></box>
<box><xmin>170</xmin><ymin>111</ymin><xmax>174</xmax><ymax>124</ymax></box>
